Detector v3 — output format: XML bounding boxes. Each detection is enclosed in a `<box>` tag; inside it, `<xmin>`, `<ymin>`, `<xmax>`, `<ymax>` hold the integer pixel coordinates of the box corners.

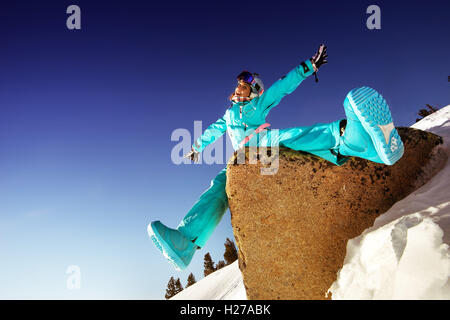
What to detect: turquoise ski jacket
<box><xmin>193</xmin><ymin>59</ymin><xmax>316</xmax><ymax>152</ymax></box>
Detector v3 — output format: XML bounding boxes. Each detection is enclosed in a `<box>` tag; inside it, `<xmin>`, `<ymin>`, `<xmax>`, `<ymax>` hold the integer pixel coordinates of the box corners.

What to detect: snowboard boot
<box><xmin>338</xmin><ymin>87</ymin><xmax>404</xmax><ymax>165</ymax></box>
<box><xmin>148</xmin><ymin>220</ymin><xmax>199</xmax><ymax>271</ymax></box>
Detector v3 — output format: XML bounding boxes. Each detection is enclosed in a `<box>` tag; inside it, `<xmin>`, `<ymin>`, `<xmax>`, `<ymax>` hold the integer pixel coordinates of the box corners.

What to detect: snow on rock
<box><xmin>171</xmin><ymin>261</ymin><xmax>246</xmax><ymax>300</ymax></box>
<box><xmin>329</xmin><ymin>105</ymin><xmax>450</xmax><ymax>299</ymax></box>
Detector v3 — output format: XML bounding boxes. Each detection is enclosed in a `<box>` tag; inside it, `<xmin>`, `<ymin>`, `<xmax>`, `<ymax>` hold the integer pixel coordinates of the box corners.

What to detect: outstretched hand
<box><xmin>184</xmin><ymin>148</ymin><xmax>200</xmax><ymax>162</ymax></box>
<box><xmin>310</xmin><ymin>44</ymin><xmax>328</xmax><ymax>71</ymax></box>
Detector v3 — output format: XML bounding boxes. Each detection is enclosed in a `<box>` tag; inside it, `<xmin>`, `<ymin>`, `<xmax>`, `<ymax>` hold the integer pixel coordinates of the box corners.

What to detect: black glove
<box><xmin>310</xmin><ymin>44</ymin><xmax>328</xmax><ymax>71</ymax></box>
<box><xmin>184</xmin><ymin>147</ymin><xmax>200</xmax><ymax>162</ymax></box>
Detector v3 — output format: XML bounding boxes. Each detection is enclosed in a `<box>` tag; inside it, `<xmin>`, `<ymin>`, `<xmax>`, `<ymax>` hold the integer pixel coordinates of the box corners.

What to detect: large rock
<box><xmin>225</xmin><ymin>127</ymin><xmax>447</xmax><ymax>300</ymax></box>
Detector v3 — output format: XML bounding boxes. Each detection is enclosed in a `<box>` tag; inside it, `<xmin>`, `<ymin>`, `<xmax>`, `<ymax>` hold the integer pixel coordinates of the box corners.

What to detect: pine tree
<box><xmin>223</xmin><ymin>238</ymin><xmax>238</xmax><ymax>265</ymax></box>
<box><xmin>186</xmin><ymin>273</ymin><xmax>197</xmax><ymax>288</ymax></box>
<box><xmin>215</xmin><ymin>260</ymin><xmax>226</xmax><ymax>270</ymax></box>
<box><xmin>204</xmin><ymin>252</ymin><xmax>216</xmax><ymax>277</ymax></box>
<box><xmin>164</xmin><ymin>276</ymin><xmax>178</xmax><ymax>299</ymax></box>
<box><xmin>175</xmin><ymin>278</ymin><xmax>183</xmax><ymax>294</ymax></box>
<box><xmin>416</xmin><ymin>104</ymin><xmax>439</xmax><ymax>122</ymax></box>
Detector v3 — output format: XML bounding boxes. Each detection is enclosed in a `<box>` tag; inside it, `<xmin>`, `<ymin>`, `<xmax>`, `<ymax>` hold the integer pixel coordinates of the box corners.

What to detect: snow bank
<box><xmin>329</xmin><ymin>105</ymin><xmax>450</xmax><ymax>299</ymax></box>
<box><xmin>171</xmin><ymin>261</ymin><xmax>246</xmax><ymax>300</ymax></box>
<box><xmin>174</xmin><ymin>105</ymin><xmax>450</xmax><ymax>300</ymax></box>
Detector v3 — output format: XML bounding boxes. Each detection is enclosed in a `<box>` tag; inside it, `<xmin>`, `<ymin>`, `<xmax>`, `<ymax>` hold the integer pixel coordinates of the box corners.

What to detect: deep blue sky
<box><xmin>0</xmin><ymin>1</ymin><xmax>449</xmax><ymax>299</ymax></box>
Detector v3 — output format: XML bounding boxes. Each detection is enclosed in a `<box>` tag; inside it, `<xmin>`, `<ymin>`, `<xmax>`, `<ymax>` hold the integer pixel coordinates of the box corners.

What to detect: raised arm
<box><xmin>192</xmin><ymin>114</ymin><xmax>227</xmax><ymax>153</ymax></box>
<box><xmin>257</xmin><ymin>60</ymin><xmax>315</xmax><ymax>113</ymax></box>
<box><xmin>184</xmin><ymin>114</ymin><xmax>227</xmax><ymax>162</ymax></box>
<box><xmin>257</xmin><ymin>45</ymin><xmax>328</xmax><ymax>117</ymax></box>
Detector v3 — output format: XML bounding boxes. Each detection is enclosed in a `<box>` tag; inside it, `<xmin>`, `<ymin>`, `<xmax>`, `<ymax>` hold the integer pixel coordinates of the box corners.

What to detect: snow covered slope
<box><xmin>172</xmin><ymin>105</ymin><xmax>450</xmax><ymax>300</ymax></box>
<box><xmin>171</xmin><ymin>260</ymin><xmax>246</xmax><ymax>300</ymax></box>
<box><xmin>329</xmin><ymin>105</ymin><xmax>450</xmax><ymax>299</ymax></box>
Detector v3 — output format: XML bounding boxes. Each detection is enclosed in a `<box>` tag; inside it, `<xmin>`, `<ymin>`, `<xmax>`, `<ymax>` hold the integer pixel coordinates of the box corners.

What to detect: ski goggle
<box><xmin>236</xmin><ymin>71</ymin><xmax>254</xmax><ymax>84</ymax></box>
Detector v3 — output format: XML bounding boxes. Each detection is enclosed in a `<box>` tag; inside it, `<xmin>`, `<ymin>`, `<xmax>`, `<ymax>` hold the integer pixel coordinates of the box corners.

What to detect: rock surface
<box><xmin>225</xmin><ymin>127</ymin><xmax>447</xmax><ymax>300</ymax></box>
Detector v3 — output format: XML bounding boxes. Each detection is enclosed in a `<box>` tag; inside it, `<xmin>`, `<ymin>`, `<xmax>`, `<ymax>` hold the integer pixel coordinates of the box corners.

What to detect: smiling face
<box><xmin>234</xmin><ymin>79</ymin><xmax>251</xmax><ymax>98</ymax></box>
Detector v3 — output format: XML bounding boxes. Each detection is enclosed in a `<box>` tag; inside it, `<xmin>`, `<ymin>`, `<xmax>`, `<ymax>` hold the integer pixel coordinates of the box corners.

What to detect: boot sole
<box><xmin>346</xmin><ymin>87</ymin><xmax>404</xmax><ymax>165</ymax></box>
<box><xmin>148</xmin><ymin>221</ymin><xmax>187</xmax><ymax>271</ymax></box>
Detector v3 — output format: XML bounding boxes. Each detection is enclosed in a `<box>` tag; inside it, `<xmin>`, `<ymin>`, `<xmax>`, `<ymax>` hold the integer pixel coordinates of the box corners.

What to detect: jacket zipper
<box><xmin>239</xmin><ymin>105</ymin><xmax>248</xmax><ymax>135</ymax></box>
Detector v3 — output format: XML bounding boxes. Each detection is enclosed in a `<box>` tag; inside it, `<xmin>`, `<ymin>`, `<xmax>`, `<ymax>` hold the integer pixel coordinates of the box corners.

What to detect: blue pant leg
<box><xmin>177</xmin><ymin>167</ymin><xmax>228</xmax><ymax>248</ymax></box>
<box><xmin>258</xmin><ymin>120</ymin><xmax>348</xmax><ymax>166</ymax></box>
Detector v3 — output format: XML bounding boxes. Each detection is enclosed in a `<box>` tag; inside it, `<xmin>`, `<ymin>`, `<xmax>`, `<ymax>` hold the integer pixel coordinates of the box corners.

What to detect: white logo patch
<box><xmin>378</xmin><ymin>122</ymin><xmax>394</xmax><ymax>144</ymax></box>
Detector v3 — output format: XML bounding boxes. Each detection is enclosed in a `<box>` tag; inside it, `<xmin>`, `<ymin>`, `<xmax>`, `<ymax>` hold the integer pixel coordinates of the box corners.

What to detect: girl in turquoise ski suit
<box><xmin>148</xmin><ymin>45</ymin><xmax>404</xmax><ymax>271</ymax></box>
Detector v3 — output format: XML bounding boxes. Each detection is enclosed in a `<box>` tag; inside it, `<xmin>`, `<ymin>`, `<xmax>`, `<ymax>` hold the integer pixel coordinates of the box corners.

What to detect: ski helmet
<box><xmin>236</xmin><ymin>71</ymin><xmax>264</xmax><ymax>99</ymax></box>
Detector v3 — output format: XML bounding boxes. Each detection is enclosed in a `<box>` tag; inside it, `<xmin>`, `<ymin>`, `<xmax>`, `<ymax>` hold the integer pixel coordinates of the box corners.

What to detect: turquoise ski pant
<box><xmin>177</xmin><ymin>119</ymin><xmax>352</xmax><ymax>248</ymax></box>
